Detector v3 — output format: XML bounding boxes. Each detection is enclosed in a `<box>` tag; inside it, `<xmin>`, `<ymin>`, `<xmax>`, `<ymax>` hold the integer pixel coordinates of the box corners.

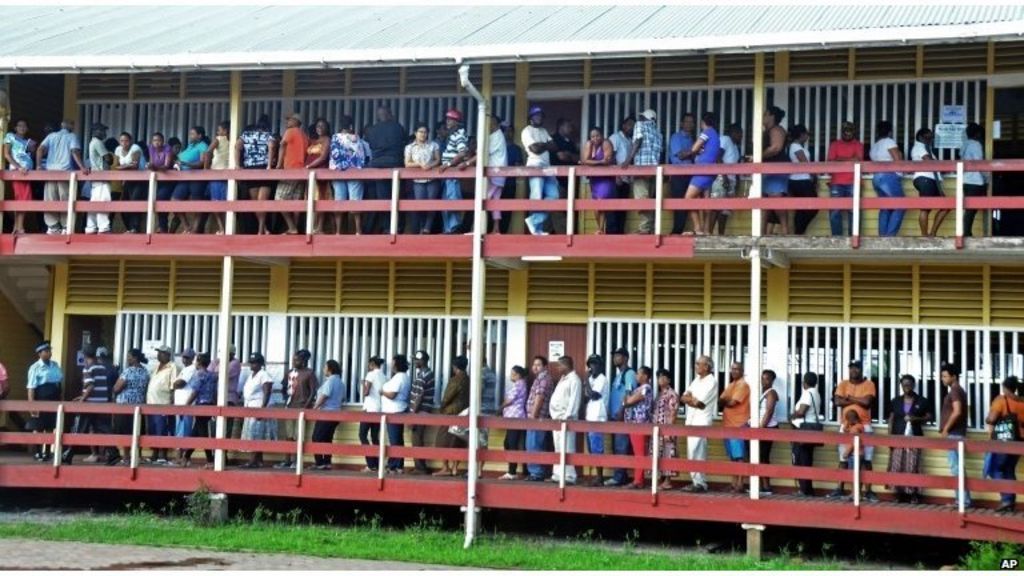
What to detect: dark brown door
<box><xmin>527</xmin><ymin>322</ymin><xmax>588</xmax><ymax>381</ymax></box>
<box><xmin>62</xmin><ymin>315</ymin><xmax>110</xmax><ymax>400</ymax></box>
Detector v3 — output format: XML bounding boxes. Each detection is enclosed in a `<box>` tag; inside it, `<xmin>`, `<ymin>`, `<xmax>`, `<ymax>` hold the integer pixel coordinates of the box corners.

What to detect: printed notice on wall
<box><xmin>940</xmin><ymin>105</ymin><xmax>967</xmax><ymax>124</ymax></box>
<box><xmin>934</xmin><ymin>123</ymin><xmax>965</xmax><ymax>149</ymax></box>
<box><xmin>548</xmin><ymin>340</ymin><xmax>565</xmax><ymax>362</ymax></box>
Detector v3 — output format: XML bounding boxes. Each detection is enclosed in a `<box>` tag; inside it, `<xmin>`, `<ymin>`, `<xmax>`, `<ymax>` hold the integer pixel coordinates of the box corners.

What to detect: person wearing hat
<box><xmin>826</xmin><ymin>120</ymin><xmax>864</xmax><ymax>236</ymax></box>
<box><xmin>583</xmin><ymin>354</ymin><xmax>609</xmax><ymax>486</ymax></box>
<box><xmin>521</xmin><ymin>105</ymin><xmax>561</xmax><ymax>235</ymax></box>
<box><xmin>37</xmin><ymin>119</ymin><xmax>87</xmax><ymax>234</ymax></box>
<box><xmin>276</xmin><ymin>348</ymin><xmax>318</xmax><ymax>469</ymax></box>
<box><xmin>69</xmin><ymin>345</ymin><xmax>115</xmax><ymax>464</ymax></box>
<box><xmin>620</xmin><ymin>108</ymin><xmax>663</xmax><ymax>234</ymax></box>
<box><xmin>435</xmin><ymin>354</ymin><xmax>471</xmax><ymax>476</ymax></box>
<box><xmin>240</xmin><ymin>352</ymin><xmax>277</xmax><ymax>468</ymax></box>
<box><xmin>829</xmin><ymin>359</ymin><xmax>878</xmax><ymax>501</ymax></box>
<box><xmin>171</xmin><ymin>348</ymin><xmax>198</xmax><ymax>448</ymax></box>
<box><xmin>110</xmin><ymin>348</ymin><xmax>150</xmax><ymax>465</ymax></box>
<box><xmin>408</xmin><ymin>350</ymin><xmax>437</xmax><ymax>474</ymax></box>
<box><xmin>178</xmin><ymin>353</ymin><xmax>218</xmax><ymax>468</ymax></box>
<box><xmin>146</xmin><ymin>344</ymin><xmax>178</xmax><ymax>464</ymax></box>
<box><xmin>26</xmin><ymin>340</ymin><xmax>63</xmax><ymax>460</ymax></box>
<box><xmin>437</xmin><ymin>108</ymin><xmax>470</xmax><ymax>234</ymax></box>
<box><xmin>85</xmin><ymin>121</ymin><xmax>113</xmax><ymax>234</ymax></box>
<box><xmin>606</xmin><ymin>347</ymin><xmax>637</xmax><ymax>486</ymax></box>
<box><xmin>274</xmin><ymin>112</ymin><xmax>310</xmax><ymax>234</ymax></box>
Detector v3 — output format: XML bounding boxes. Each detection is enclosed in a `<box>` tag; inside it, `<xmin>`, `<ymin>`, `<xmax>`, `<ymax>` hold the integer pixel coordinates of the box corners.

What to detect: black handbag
<box><xmin>797</xmin><ymin>394</ymin><xmax>824</xmax><ymax>447</ymax></box>
<box><xmin>992</xmin><ymin>397</ymin><xmax>1020</xmax><ymax>442</ymax></box>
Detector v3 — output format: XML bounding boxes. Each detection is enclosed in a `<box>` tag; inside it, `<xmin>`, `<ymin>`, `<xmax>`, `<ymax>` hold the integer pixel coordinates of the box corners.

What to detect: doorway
<box><xmin>992</xmin><ymin>87</ymin><xmax>1024</xmax><ymax>236</ymax></box>
<box><xmin>63</xmin><ymin>315</ymin><xmax>117</xmax><ymax>400</ymax></box>
<box><xmin>528</xmin><ymin>98</ymin><xmax>584</xmax><ymax>234</ymax></box>
<box><xmin>526</xmin><ymin>322</ymin><xmax>588</xmax><ymax>381</ymax></box>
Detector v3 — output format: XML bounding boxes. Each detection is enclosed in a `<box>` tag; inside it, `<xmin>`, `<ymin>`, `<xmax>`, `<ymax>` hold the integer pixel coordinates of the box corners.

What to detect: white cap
<box><xmin>640</xmin><ymin>108</ymin><xmax>657</xmax><ymax>121</ymax></box>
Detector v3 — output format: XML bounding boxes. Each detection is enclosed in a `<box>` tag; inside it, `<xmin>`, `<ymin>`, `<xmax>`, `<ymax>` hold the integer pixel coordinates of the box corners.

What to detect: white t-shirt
<box><xmin>488</xmin><ymin>128</ymin><xmax>508</xmax><ymax>186</ymax></box>
<box><xmin>791</xmin><ymin>387</ymin><xmax>822</xmax><ymax>428</ymax></box>
<box><xmin>115</xmin><ymin>144</ymin><xmax>142</xmax><ymax>167</ymax></box>
<box><xmin>521</xmin><ymin>125</ymin><xmax>552</xmax><ymax>168</ymax></box>
<box><xmin>911</xmin><ymin>141</ymin><xmax>939</xmax><ymax>181</ymax></box>
<box><xmin>721</xmin><ymin>135</ymin><xmax>740</xmax><ymax>165</ymax></box>
<box><xmin>88</xmin><ymin>137</ymin><xmax>107</xmax><ymax>171</ymax></box>
<box><xmin>173</xmin><ymin>363</ymin><xmax>197</xmax><ymax>405</ymax></box>
<box><xmin>362</xmin><ymin>368</ymin><xmax>386</xmax><ymax>413</ymax></box>
<box><xmin>380</xmin><ymin>371</ymin><xmax>411</xmax><ymax>414</ymax></box>
<box><xmin>684</xmin><ymin>374</ymin><xmax>718</xmax><ymax>426</ymax></box>
<box><xmin>869</xmin><ymin>137</ymin><xmax>898</xmax><ymax>162</ymax></box>
<box><xmin>788</xmin><ymin>142</ymin><xmax>811</xmax><ymax>180</ymax></box>
<box><xmin>961</xmin><ymin>139</ymin><xmax>986</xmax><ymax>186</ymax></box>
<box><xmin>585</xmin><ymin>373</ymin><xmax>609</xmax><ymax>422</ymax></box>
<box><xmin>243</xmin><ymin>369</ymin><xmax>274</xmax><ymax>408</ymax></box>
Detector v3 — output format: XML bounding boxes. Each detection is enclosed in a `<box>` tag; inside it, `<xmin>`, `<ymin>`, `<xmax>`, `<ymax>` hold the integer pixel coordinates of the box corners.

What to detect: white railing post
<box><xmin>295</xmin><ymin>411</ymin><xmax>306</xmax><ymax>476</ymax></box>
<box><xmin>305</xmin><ymin>171</ymin><xmax>316</xmax><ymax>239</ymax></box>
<box><xmin>853</xmin><ymin>435</ymin><xmax>861</xmax><ymax>507</ymax></box>
<box><xmin>566</xmin><ymin>167</ymin><xmax>576</xmax><ymax>237</ymax></box>
<box><xmin>654</xmin><ymin>166</ymin><xmax>664</xmax><ymax>237</ymax></box>
<box><xmin>558</xmin><ymin>421</ymin><xmax>567</xmax><ymax>490</ymax></box>
<box><xmin>957</xmin><ymin>440</ymin><xmax>966</xmax><ymax>514</ymax></box>
<box><xmin>378</xmin><ymin>414</ymin><xmax>388</xmax><ymax>481</ymax></box>
<box><xmin>130</xmin><ymin>406</ymin><xmax>142</xmax><ymax>469</ymax></box>
<box><xmin>955</xmin><ymin>161</ymin><xmax>965</xmax><ymax>239</ymax></box>
<box><xmin>389</xmin><ymin>169</ymin><xmax>400</xmax><ymax>236</ymax></box>
<box><xmin>651</xmin><ymin>425</ymin><xmax>660</xmax><ymax>496</ymax></box>
<box><xmin>852</xmin><ymin>163</ymin><xmax>862</xmax><ymax>240</ymax></box>
<box><xmin>65</xmin><ymin>173</ymin><xmax>77</xmax><ymax>237</ymax></box>
<box><xmin>146</xmin><ymin>173</ymin><xmax>157</xmax><ymax>235</ymax></box>
<box><xmin>52</xmin><ymin>404</ymin><xmax>65</xmax><ymax>468</ymax></box>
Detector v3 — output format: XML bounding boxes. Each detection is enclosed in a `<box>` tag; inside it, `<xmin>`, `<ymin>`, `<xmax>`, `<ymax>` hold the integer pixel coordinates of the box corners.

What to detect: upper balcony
<box><xmin>2</xmin><ymin>159</ymin><xmax>1024</xmax><ymax>262</ymax></box>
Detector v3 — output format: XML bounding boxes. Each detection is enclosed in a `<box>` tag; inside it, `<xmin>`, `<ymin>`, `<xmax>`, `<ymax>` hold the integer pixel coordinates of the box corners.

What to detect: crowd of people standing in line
<box><xmin>3</xmin><ymin>105</ymin><xmax>988</xmax><ymax>238</ymax></box>
<box><xmin>8</xmin><ymin>340</ymin><xmax>1022</xmax><ymax>511</ymax></box>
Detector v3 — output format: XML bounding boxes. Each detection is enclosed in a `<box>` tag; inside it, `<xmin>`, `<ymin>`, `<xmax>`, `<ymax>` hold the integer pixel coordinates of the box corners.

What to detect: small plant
<box><xmin>961</xmin><ymin>541</ymin><xmax>1024</xmax><ymax>570</ymax></box>
<box><xmin>252</xmin><ymin>503</ymin><xmax>271</xmax><ymax>525</ymax></box>
<box><xmin>624</xmin><ymin>528</ymin><xmax>640</xmax><ymax>550</ymax></box>
<box><xmin>285</xmin><ymin>508</ymin><xmax>303</xmax><ymax>526</ymax></box>
<box><xmin>184</xmin><ymin>484</ymin><xmax>214</xmax><ymax>526</ymax></box>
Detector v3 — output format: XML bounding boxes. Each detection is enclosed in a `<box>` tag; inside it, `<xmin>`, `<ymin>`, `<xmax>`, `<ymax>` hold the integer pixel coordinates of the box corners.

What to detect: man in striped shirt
<box><xmin>64</xmin><ymin>346</ymin><xmax>117</xmax><ymax>465</ymax></box>
<box><xmin>409</xmin><ymin>350</ymin><xmax>437</xmax><ymax>474</ymax></box>
<box><xmin>438</xmin><ymin>109</ymin><xmax>470</xmax><ymax>234</ymax></box>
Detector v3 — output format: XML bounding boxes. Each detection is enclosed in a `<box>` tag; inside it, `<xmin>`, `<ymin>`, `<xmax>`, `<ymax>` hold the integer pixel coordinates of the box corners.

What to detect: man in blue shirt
<box><xmin>36</xmin><ymin>120</ymin><xmax>87</xmax><ymax>234</ymax></box>
<box><xmin>605</xmin><ymin>346</ymin><xmax>637</xmax><ymax>486</ymax></box>
<box><xmin>178</xmin><ymin>353</ymin><xmax>216</xmax><ymax>467</ymax></box>
<box><xmin>669</xmin><ymin>113</ymin><xmax>696</xmax><ymax>234</ymax></box>
<box><xmin>27</xmin><ymin>340</ymin><xmax>63</xmax><ymax>461</ymax></box>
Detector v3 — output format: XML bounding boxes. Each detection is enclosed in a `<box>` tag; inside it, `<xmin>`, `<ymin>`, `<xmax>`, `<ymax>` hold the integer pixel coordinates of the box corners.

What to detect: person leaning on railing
<box><xmin>112</xmin><ymin>132</ymin><xmax>144</xmax><ymax>234</ymax></box>
<box><xmin>235</xmin><ymin>115</ymin><xmax>277</xmax><ymax>235</ymax></box>
<box><xmin>36</xmin><ymin>119</ymin><xmax>88</xmax><ymax>235</ymax></box>
<box><xmin>404</xmin><ymin>122</ymin><xmax>441</xmax><ymax>235</ymax></box>
<box><xmin>869</xmin><ymin>120</ymin><xmax>905</xmax><ymax>238</ymax></box>
<box><xmin>328</xmin><ymin>115</ymin><xmax>369</xmax><ymax>236</ymax></box>
<box><xmin>580</xmin><ymin>126</ymin><xmax>614</xmax><ymax>235</ymax></box>
<box><xmin>3</xmin><ymin>119</ymin><xmax>36</xmax><ymax>234</ymax></box>
<box><xmin>203</xmin><ymin>121</ymin><xmax>231</xmax><ymax>234</ymax></box>
<box><xmin>305</xmin><ymin>118</ymin><xmax>331</xmax><ymax>234</ymax></box>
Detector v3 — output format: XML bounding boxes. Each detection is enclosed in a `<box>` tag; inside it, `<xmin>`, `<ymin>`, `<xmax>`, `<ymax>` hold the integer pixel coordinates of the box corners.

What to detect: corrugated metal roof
<box><xmin>0</xmin><ymin>5</ymin><xmax>1022</xmax><ymax>73</ymax></box>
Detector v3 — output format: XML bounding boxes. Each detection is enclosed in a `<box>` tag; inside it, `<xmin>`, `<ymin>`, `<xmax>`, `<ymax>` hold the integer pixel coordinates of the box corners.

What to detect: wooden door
<box><xmin>527</xmin><ymin>322</ymin><xmax>588</xmax><ymax>381</ymax></box>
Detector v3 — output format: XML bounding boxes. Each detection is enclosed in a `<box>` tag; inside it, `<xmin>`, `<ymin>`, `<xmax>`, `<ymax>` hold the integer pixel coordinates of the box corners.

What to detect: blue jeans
<box><xmin>947</xmin><ymin>434</ymin><xmax>973</xmax><ymax>506</ymax></box>
<box><xmin>587</xmin><ymin>432</ymin><xmax>604</xmax><ymax>455</ymax></box>
<box><xmin>156</xmin><ymin>183</ymin><xmax>175</xmax><ymax>232</ymax></box>
<box><xmin>525</xmin><ymin>429</ymin><xmax>550</xmax><ymax>479</ymax></box>
<box><xmin>991</xmin><ymin>452</ymin><xmax>1019</xmax><ymax>506</ymax></box>
<box><xmin>829</xmin><ymin>184</ymin><xmax>853</xmax><ymax>236</ymax></box>
<box><xmin>332</xmin><ymin>179</ymin><xmax>365</xmax><ymax>201</ymax></box>
<box><xmin>525</xmin><ymin>176</ymin><xmax>560</xmax><ymax>233</ymax></box>
<box><xmin>175</xmin><ymin>415</ymin><xmax>194</xmax><ymax>438</ymax></box>
<box><xmin>873</xmin><ymin>172</ymin><xmax>904</xmax><ymax>237</ymax></box>
<box><xmin>611</xmin><ymin>433</ymin><xmax>632</xmax><ymax>484</ymax></box>
<box><xmin>410</xmin><ymin>181</ymin><xmax>440</xmax><ymax>234</ymax></box>
<box><xmin>442</xmin><ymin>179</ymin><xmax>463</xmax><ymax>233</ymax></box>
<box><xmin>386</xmin><ymin>422</ymin><xmax>404</xmax><ymax>471</ymax></box>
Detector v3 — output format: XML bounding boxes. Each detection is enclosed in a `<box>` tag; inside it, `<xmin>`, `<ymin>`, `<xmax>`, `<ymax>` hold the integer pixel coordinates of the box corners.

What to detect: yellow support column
<box><xmin>63</xmin><ymin>75</ymin><xmax>79</xmax><ymax>127</ymax></box>
<box><xmin>49</xmin><ymin>264</ymin><xmax>70</xmax><ymax>372</ymax></box>
<box><xmin>268</xmin><ymin>265</ymin><xmax>290</xmax><ymax>313</ymax></box>
<box><xmin>227</xmin><ymin>71</ymin><xmax>243</xmax><ymax>234</ymax></box>
<box><xmin>508</xmin><ymin>269</ymin><xmax>528</xmax><ymax>317</ymax></box>
<box><xmin>510</xmin><ymin>63</ymin><xmax>530</xmax><ymax>235</ymax></box>
<box><xmin>765</xmin><ymin>268</ymin><xmax>789</xmax><ymax>321</ymax></box>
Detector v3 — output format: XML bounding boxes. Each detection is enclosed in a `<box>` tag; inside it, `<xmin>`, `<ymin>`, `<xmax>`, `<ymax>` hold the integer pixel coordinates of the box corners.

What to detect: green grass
<box><xmin>0</xmin><ymin>510</ymin><xmax>836</xmax><ymax>570</ymax></box>
<box><xmin>960</xmin><ymin>541</ymin><xmax>1024</xmax><ymax>571</ymax></box>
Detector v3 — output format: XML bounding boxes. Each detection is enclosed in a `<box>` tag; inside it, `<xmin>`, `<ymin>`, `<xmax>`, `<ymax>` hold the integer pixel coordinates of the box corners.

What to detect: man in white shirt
<box><xmin>584</xmin><ymin>354</ymin><xmax>609</xmax><ymax>486</ymax></box>
<box><xmin>606</xmin><ymin>116</ymin><xmax>635</xmax><ymax>235</ymax></box>
<box><xmin>521</xmin><ymin>106</ymin><xmax>560</xmax><ymax>235</ymax></box>
<box><xmin>171</xmin><ymin>348</ymin><xmax>197</xmax><ymax>449</ymax></box>
<box><xmin>548</xmin><ymin>355</ymin><xmax>582</xmax><ymax>484</ymax></box>
<box><xmin>85</xmin><ymin>122</ymin><xmax>112</xmax><ymax>234</ymax></box>
<box><xmin>681</xmin><ymin>355</ymin><xmax>718</xmax><ymax>492</ymax></box>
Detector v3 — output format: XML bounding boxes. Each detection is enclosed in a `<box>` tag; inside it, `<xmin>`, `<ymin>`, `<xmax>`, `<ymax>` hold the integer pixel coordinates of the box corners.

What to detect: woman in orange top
<box><xmin>718</xmin><ymin>361</ymin><xmax>750</xmax><ymax>492</ymax></box>
<box><xmin>985</xmin><ymin>376</ymin><xmax>1024</xmax><ymax>512</ymax></box>
<box><xmin>305</xmin><ymin>118</ymin><xmax>331</xmax><ymax>233</ymax></box>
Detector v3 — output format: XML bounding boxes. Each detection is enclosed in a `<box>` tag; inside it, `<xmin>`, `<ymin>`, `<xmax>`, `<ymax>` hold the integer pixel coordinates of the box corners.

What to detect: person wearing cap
<box><xmin>408</xmin><ymin>350</ymin><xmax>437</xmax><ymax>474</ymax></box>
<box><xmin>435</xmin><ymin>354</ymin><xmax>470</xmax><ymax>476</ymax></box>
<box><xmin>276</xmin><ymin>349</ymin><xmax>318</xmax><ymax>469</ymax></box>
<box><xmin>240</xmin><ymin>352</ymin><xmax>276</xmax><ymax>468</ymax></box>
<box><xmin>273</xmin><ymin>113</ymin><xmax>310</xmax><ymax>234</ymax></box>
<box><xmin>37</xmin><ymin>119</ymin><xmax>88</xmax><ymax>234</ymax></box>
<box><xmin>26</xmin><ymin>341</ymin><xmax>63</xmax><ymax>460</ymax></box>
<box><xmin>621</xmin><ymin>109</ymin><xmax>663</xmax><ymax>234</ymax></box>
<box><xmin>381</xmin><ymin>354</ymin><xmax>412</xmax><ymax>473</ymax></box>
<box><xmin>583</xmin><ymin>354</ymin><xmax>609</xmax><ymax>486</ymax></box>
<box><xmin>363</xmin><ymin>106</ymin><xmax>406</xmax><ymax>234</ymax></box>
<box><xmin>3</xmin><ymin>118</ymin><xmax>36</xmax><ymax>235</ymax></box>
<box><xmin>311</xmin><ymin>359</ymin><xmax>346</xmax><ymax>470</ymax></box>
<box><xmin>548</xmin><ymin>356</ymin><xmax>582</xmax><ymax>485</ymax></box>
<box><xmin>499</xmin><ymin>365</ymin><xmax>529</xmax><ymax>480</ymax></box>
<box><xmin>85</xmin><ymin>122</ymin><xmax>113</xmax><ymax>234</ymax></box>
<box><xmin>177</xmin><ymin>353</ymin><xmax>217</xmax><ymax>468</ymax></box>
<box><xmin>826</xmin><ymin>121</ymin><xmax>863</xmax><ymax>236</ymax></box>
<box><xmin>404</xmin><ymin>121</ymin><xmax>442</xmax><ymax>234</ymax></box>
<box><xmin>70</xmin><ymin>345</ymin><xmax>115</xmax><ymax>464</ymax></box>
<box><xmin>145</xmin><ymin>344</ymin><xmax>178</xmax><ymax>465</ymax></box>
<box><xmin>359</xmin><ymin>355</ymin><xmax>387</xmax><ymax>472</ymax></box>
<box><xmin>521</xmin><ymin>105</ymin><xmax>560</xmax><ymax>236</ymax></box>
<box><xmin>436</xmin><ymin>108</ymin><xmax>470</xmax><ymax>234</ymax></box>
<box><xmin>829</xmin><ymin>359</ymin><xmax>878</xmax><ymax>501</ymax></box>
<box><xmin>171</xmin><ymin>349</ymin><xmax>198</xmax><ymax>452</ymax></box>
<box><xmin>110</xmin><ymin>348</ymin><xmax>150</xmax><ymax>465</ymax></box>
<box><xmin>605</xmin><ymin>347</ymin><xmax>637</xmax><ymax>486</ymax></box>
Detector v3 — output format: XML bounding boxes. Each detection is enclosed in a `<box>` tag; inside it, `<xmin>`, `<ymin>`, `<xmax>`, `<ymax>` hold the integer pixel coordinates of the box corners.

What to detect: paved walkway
<box><xmin>0</xmin><ymin>538</ymin><xmax>461</xmax><ymax>570</ymax></box>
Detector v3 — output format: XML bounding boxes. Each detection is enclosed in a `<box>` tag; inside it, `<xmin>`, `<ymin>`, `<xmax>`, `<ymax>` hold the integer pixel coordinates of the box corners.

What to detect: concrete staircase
<box><xmin>0</xmin><ymin>262</ymin><xmax>50</xmax><ymax>335</ymax></box>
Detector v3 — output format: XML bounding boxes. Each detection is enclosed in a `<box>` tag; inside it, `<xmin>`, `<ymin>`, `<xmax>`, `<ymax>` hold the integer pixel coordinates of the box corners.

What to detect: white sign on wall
<box><xmin>940</xmin><ymin>105</ymin><xmax>967</xmax><ymax>124</ymax></box>
<box><xmin>547</xmin><ymin>340</ymin><xmax>565</xmax><ymax>362</ymax></box>
<box><xmin>934</xmin><ymin>123</ymin><xmax>966</xmax><ymax>149</ymax></box>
